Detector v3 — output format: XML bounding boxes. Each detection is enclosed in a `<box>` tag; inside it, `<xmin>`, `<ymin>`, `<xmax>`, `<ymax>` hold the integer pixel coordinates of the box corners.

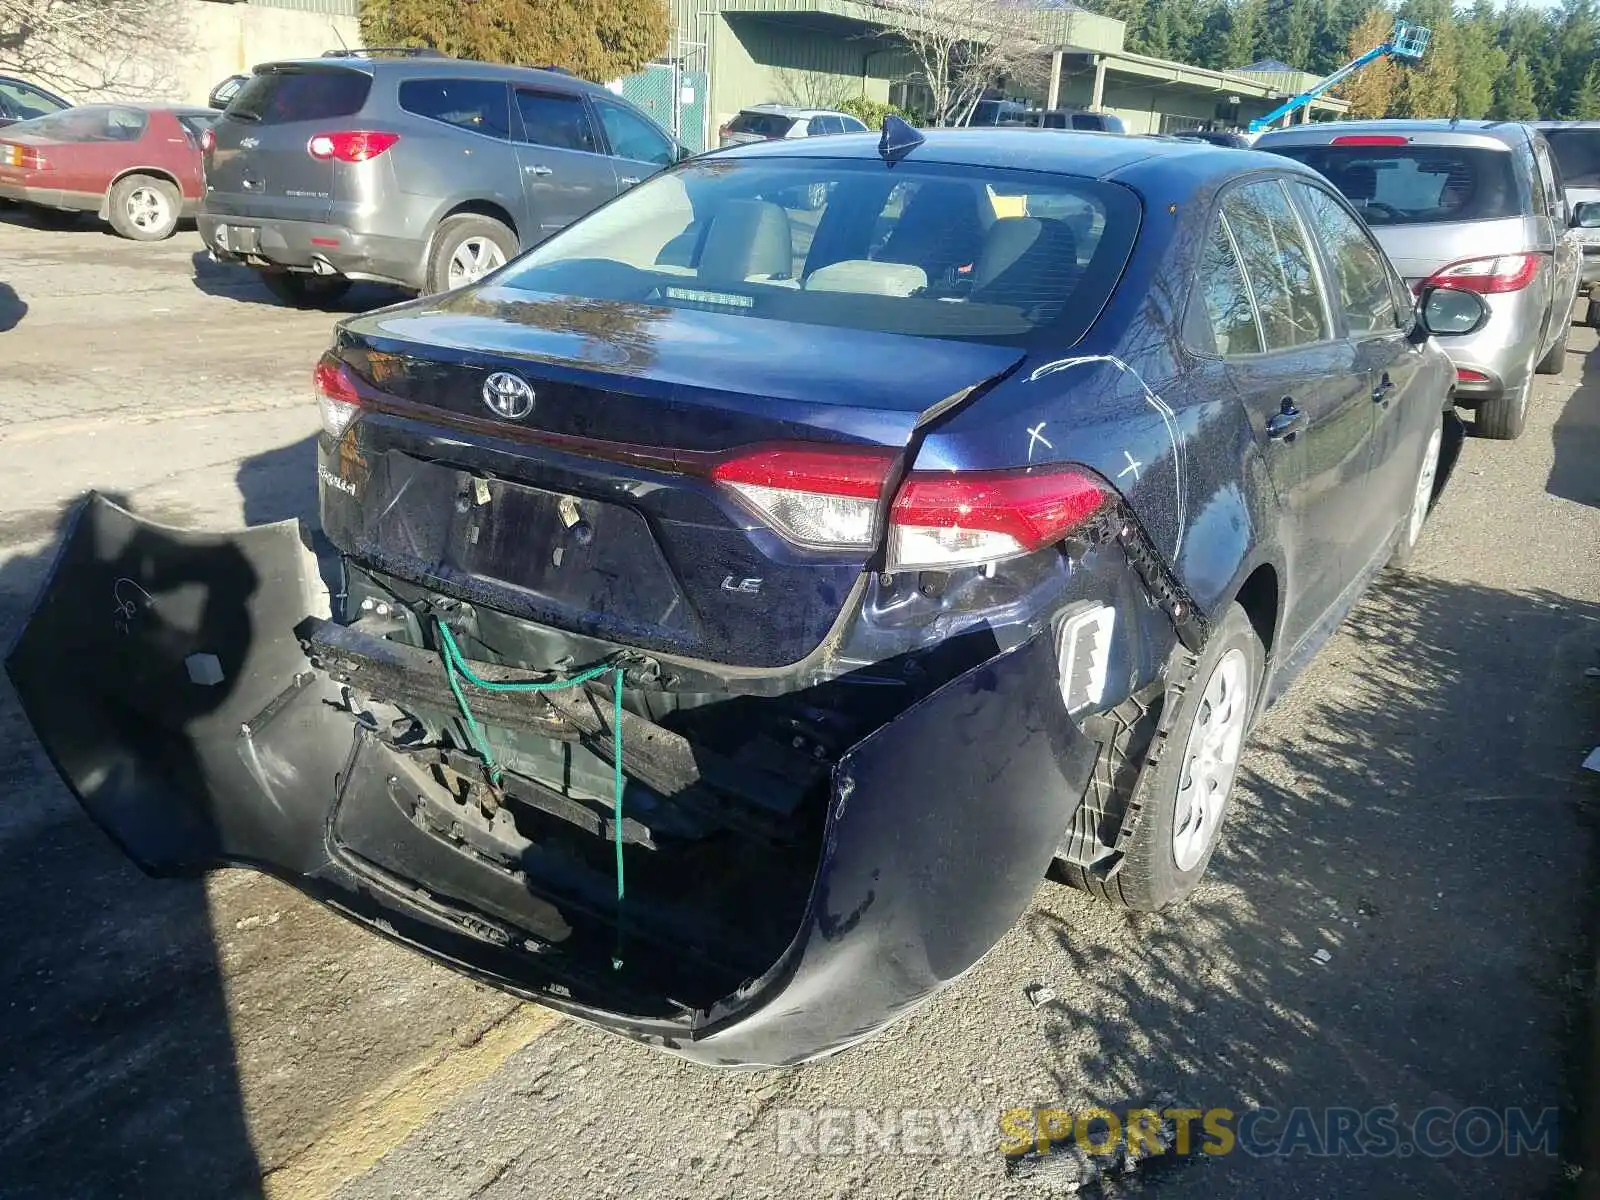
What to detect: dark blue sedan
<box><xmin>8</xmin><ymin>122</ymin><xmax>1488</xmax><ymax>1067</ymax></box>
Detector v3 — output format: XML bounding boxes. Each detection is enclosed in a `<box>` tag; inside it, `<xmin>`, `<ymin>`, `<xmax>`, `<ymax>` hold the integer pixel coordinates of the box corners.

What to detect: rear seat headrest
<box><xmin>698</xmin><ymin>199</ymin><xmax>794</xmax><ymax>283</ymax></box>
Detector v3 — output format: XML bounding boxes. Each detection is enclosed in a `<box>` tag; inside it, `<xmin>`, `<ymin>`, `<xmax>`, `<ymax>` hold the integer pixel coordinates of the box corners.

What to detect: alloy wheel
<box><xmin>1171</xmin><ymin>647</ymin><xmax>1251</xmax><ymax>872</ymax></box>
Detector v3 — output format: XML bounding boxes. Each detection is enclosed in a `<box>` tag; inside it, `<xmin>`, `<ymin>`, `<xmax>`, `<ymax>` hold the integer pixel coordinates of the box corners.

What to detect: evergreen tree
<box><xmin>1574</xmin><ymin>65</ymin><xmax>1600</xmax><ymax>118</ymax></box>
<box><xmin>1493</xmin><ymin>55</ymin><xmax>1542</xmax><ymax>120</ymax></box>
<box><xmin>1224</xmin><ymin>0</ymin><xmax>1264</xmax><ymax>67</ymax></box>
<box><xmin>1452</xmin><ymin>16</ymin><xmax>1506</xmax><ymax>119</ymax></box>
<box><xmin>1339</xmin><ymin>8</ymin><xmax>1396</xmax><ymax>117</ymax></box>
<box><xmin>361</xmin><ymin>0</ymin><xmax>669</xmax><ymax>81</ymax></box>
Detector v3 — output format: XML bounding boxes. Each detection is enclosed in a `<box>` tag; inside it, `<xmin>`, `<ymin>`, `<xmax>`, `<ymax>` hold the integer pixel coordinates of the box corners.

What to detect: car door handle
<box><xmin>1266</xmin><ymin>400</ymin><xmax>1306</xmax><ymax>441</ymax></box>
<box><xmin>1372</xmin><ymin>374</ymin><xmax>1394</xmax><ymax>403</ymax></box>
<box><xmin>524</xmin><ymin>164</ymin><xmax>553</xmax><ymax>176</ymax></box>
<box><xmin>619</xmin><ymin>175</ymin><xmax>640</xmax><ymax>186</ymax></box>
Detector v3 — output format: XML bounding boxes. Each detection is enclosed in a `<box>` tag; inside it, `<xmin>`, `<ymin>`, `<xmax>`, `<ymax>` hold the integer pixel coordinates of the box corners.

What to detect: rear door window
<box><xmin>1543</xmin><ymin>128</ymin><xmax>1600</xmax><ymax>188</ymax></box>
<box><xmin>1220</xmin><ymin>179</ymin><xmax>1330</xmax><ymax>350</ymax></box>
<box><xmin>1263</xmin><ymin>144</ymin><xmax>1521</xmax><ymax>225</ymax></box>
<box><xmin>399</xmin><ymin>79</ymin><xmax>511</xmax><ymax>139</ymax></box>
<box><xmin>227</xmin><ymin>68</ymin><xmax>371</xmax><ymax>125</ymax></box>
<box><xmin>176</xmin><ymin>113</ymin><xmax>220</xmax><ymax>145</ymax></box>
<box><xmin>1192</xmin><ymin>214</ymin><xmax>1264</xmax><ymax>356</ymax></box>
<box><xmin>728</xmin><ymin>111</ymin><xmax>794</xmax><ymax>138</ymax></box>
<box><xmin>1290</xmin><ymin>181</ymin><xmax>1400</xmax><ymax>335</ymax></box>
<box><xmin>809</xmin><ymin>116</ymin><xmax>842</xmax><ymax>136</ymax></box>
<box><xmin>514</xmin><ymin>89</ymin><xmax>599</xmax><ymax>153</ymax></box>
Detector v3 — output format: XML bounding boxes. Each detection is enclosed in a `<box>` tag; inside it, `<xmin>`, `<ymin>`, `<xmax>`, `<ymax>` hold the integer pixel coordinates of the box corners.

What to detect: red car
<box><xmin>0</xmin><ymin>104</ymin><xmax>217</xmax><ymax>240</ymax></box>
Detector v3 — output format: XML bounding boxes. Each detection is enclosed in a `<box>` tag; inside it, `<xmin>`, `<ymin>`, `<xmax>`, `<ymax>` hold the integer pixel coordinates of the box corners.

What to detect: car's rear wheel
<box><xmin>1476</xmin><ymin>347</ymin><xmax>1535</xmax><ymax>441</ymax></box>
<box><xmin>257</xmin><ymin>268</ymin><xmax>352</xmax><ymax>308</ymax></box>
<box><xmin>1056</xmin><ymin>602</ymin><xmax>1263</xmax><ymax>911</ymax></box>
<box><xmin>1387</xmin><ymin>412</ymin><xmax>1443</xmax><ymax>571</ymax></box>
<box><xmin>108</xmin><ymin>174</ymin><xmax>180</xmax><ymax>241</ymax></box>
<box><xmin>425</xmin><ymin>214</ymin><xmax>517</xmax><ymax>295</ymax></box>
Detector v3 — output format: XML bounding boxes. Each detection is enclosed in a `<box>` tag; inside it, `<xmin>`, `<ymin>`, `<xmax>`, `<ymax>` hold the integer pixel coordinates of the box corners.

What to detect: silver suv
<box><xmin>1257</xmin><ymin>120</ymin><xmax>1582</xmax><ymax>440</ymax></box>
<box><xmin>1533</xmin><ymin>120</ymin><xmax>1600</xmax><ymax>320</ymax></box>
<box><xmin>199</xmin><ymin>51</ymin><xmax>689</xmax><ymax>304</ymax></box>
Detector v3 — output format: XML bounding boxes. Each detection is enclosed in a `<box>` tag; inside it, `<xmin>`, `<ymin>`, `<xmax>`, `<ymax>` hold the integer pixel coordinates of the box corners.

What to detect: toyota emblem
<box><xmin>481</xmin><ymin>372</ymin><xmax>535</xmax><ymax>420</ymax></box>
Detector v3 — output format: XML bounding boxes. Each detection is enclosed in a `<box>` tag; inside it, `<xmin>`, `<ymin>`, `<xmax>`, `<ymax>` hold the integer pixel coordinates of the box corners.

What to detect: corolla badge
<box><xmin>481</xmin><ymin>372</ymin><xmax>536</xmax><ymax>420</ymax></box>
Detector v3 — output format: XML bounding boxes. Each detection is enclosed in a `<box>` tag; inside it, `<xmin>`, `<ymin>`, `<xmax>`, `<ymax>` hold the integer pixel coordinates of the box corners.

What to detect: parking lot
<box><xmin>1</xmin><ymin>207</ymin><xmax>1598</xmax><ymax>1199</ymax></box>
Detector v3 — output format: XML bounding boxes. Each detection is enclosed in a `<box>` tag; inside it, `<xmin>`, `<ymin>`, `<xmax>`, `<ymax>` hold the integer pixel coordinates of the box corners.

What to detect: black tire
<box><xmin>1475</xmin><ymin>379</ymin><xmax>1530</xmax><ymax>440</ymax></box>
<box><xmin>1387</xmin><ymin>411</ymin><xmax>1444</xmax><ymax>571</ymax></box>
<box><xmin>258</xmin><ymin>268</ymin><xmax>352</xmax><ymax>308</ymax></box>
<box><xmin>1587</xmin><ymin>294</ymin><xmax>1600</xmax><ymax>329</ymax></box>
<box><xmin>107</xmin><ymin>174</ymin><xmax>180</xmax><ymax>241</ymax></box>
<box><xmin>1055</xmin><ymin>602</ymin><xmax>1264</xmax><ymax>911</ymax></box>
<box><xmin>424</xmin><ymin>214</ymin><xmax>518</xmax><ymax>295</ymax></box>
<box><xmin>1534</xmin><ymin>320</ymin><xmax>1568</xmax><ymax>375</ymax></box>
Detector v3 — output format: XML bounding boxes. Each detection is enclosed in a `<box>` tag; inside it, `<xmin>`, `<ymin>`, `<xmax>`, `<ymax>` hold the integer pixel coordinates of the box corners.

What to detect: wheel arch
<box><xmin>98</xmin><ymin>167</ymin><xmax>182</xmax><ymax>220</ymax></box>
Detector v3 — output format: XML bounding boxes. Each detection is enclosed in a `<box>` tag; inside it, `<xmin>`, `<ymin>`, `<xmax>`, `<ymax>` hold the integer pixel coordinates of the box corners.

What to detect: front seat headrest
<box><xmin>698</xmin><ymin>199</ymin><xmax>794</xmax><ymax>283</ymax></box>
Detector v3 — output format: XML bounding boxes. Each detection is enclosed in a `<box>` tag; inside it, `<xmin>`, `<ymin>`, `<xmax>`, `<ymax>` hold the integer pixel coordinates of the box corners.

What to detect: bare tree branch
<box><xmin>0</xmin><ymin>0</ymin><xmax>189</xmax><ymax>98</ymax></box>
<box><xmin>870</xmin><ymin>0</ymin><xmax>1044</xmax><ymax>125</ymax></box>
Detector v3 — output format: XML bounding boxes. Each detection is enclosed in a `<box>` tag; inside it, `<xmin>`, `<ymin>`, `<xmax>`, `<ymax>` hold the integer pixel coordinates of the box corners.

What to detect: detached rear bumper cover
<box><xmin>7</xmin><ymin>495</ymin><xmax>1096</xmax><ymax>1067</ymax></box>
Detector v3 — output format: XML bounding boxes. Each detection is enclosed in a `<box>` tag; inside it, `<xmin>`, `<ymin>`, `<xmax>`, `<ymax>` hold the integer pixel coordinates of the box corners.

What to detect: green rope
<box><xmin>434</xmin><ymin>619</ymin><xmax>628</xmax><ymax>970</ymax></box>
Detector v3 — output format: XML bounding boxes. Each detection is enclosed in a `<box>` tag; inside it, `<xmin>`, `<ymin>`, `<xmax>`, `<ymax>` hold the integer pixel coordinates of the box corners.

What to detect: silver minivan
<box><xmin>1257</xmin><ymin>120</ymin><xmax>1583</xmax><ymax>440</ymax></box>
<box><xmin>1532</xmin><ymin>120</ymin><xmax>1600</xmax><ymax>318</ymax></box>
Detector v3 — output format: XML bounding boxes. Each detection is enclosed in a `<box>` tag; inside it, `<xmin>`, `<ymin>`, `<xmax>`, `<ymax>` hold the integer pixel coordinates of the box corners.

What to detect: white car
<box><xmin>717</xmin><ymin>104</ymin><xmax>869</xmax><ymax>147</ymax></box>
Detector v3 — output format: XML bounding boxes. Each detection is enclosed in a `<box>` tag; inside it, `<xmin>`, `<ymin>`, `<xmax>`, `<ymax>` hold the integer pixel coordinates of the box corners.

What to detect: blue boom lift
<box><xmin>1247</xmin><ymin>20</ymin><xmax>1431</xmax><ymax>134</ymax></box>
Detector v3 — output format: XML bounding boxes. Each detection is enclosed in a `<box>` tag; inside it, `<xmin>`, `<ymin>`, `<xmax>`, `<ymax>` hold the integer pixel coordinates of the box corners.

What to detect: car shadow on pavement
<box><xmin>1022</xmin><ymin>572</ymin><xmax>1600</xmax><ymax>1198</ymax></box>
<box><xmin>1550</xmin><ymin>347</ymin><xmax>1600</xmax><ymax>509</ymax></box>
<box><xmin>188</xmin><ymin>251</ymin><xmax>408</xmax><ymax>313</ymax></box>
<box><xmin>0</xmin><ymin>499</ymin><xmax>264</xmax><ymax>1199</ymax></box>
<box><xmin>0</xmin><ymin>281</ymin><xmax>24</xmax><ymax>332</ymax></box>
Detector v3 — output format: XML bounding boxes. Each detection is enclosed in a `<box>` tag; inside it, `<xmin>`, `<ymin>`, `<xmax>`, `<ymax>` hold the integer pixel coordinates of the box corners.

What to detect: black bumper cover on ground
<box><xmin>7</xmin><ymin>494</ymin><xmax>1098</xmax><ymax>1066</ymax></box>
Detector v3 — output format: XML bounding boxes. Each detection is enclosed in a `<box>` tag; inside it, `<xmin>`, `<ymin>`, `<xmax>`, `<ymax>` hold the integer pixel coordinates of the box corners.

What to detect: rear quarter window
<box><xmin>399</xmin><ymin>78</ymin><xmax>511</xmax><ymax>139</ymax></box>
<box><xmin>228</xmin><ymin>68</ymin><xmax>372</xmax><ymax>125</ymax></box>
<box><xmin>11</xmin><ymin>105</ymin><xmax>147</xmax><ymax>142</ymax></box>
<box><xmin>1263</xmin><ymin>143</ymin><xmax>1522</xmax><ymax>224</ymax></box>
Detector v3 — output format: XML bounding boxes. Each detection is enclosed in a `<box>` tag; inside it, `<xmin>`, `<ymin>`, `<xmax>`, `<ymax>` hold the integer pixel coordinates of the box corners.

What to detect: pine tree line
<box><xmin>1080</xmin><ymin>0</ymin><xmax>1600</xmax><ymax>120</ymax></box>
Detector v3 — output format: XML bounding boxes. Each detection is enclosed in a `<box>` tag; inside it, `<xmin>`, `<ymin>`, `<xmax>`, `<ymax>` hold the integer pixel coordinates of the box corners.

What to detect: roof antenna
<box><xmin>331</xmin><ymin>23</ymin><xmax>350</xmax><ymax>54</ymax></box>
<box><xmin>878</xmin><ymin>114</ymin><xmax>924</xmax><ymax>164</ymax></box>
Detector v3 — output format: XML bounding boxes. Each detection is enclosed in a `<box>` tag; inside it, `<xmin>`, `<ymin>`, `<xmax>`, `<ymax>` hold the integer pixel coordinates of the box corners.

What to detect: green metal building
<box><xmin>631</xmin><ymin>0</ymin><xmax>1346</xmax><ymax>152</ymax></box>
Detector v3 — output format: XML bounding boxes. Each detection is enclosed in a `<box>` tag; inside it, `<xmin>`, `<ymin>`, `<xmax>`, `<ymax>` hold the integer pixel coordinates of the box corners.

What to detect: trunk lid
<box><xmin>327</xmin><ymin>287</ymin><xmax>1024</xmax><ymax>668</ymax></box>
<box><xmin>204</xmin><ymin>63</ymin><xmax>373</xmax><ymax>222</ymax></box>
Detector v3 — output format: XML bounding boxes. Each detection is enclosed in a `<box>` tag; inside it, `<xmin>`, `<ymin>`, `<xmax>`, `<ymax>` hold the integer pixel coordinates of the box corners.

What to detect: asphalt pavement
<box><xmin>0</xmin><ymin>210</ymin><xmax>1596</xmax><ymax>1200</ymax></box>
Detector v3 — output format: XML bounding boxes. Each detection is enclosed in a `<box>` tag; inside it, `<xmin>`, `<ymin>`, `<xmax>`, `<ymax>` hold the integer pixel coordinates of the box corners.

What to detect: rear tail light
<box><xmin>1420</xmin><ymin>253</ymin><xmax>1541</xmax><ymax>295</ymax></box>
<box><xmin>1456</xmin><ymin>368</ymin><xmax>1490</xmax><ymax>384</ymax></box>
<box><xmin>1331</xmin><ymin>134</ymin><xmax>1410</xmax><ymax>146</ymax></box>
<box><xmin>711</xmin><ymin>445</ymin><xmax>894</xmax><ymax>549</ymax></box>
<box><xmin>718</xmin><ymin>123</ymin><xmax>731</xmax><ymax>139</ymax></box>
<box><xmin>314</xmin><ymin>353</ymin><xmax>364</xmax><ymax>439</ymax></box>
<box><xmin>1</xmin><ymin>143</ymin><xmax>48</xmax><ymax>170</ymax></box>
<box><xmin>710</xmin><ymin>445</ymin><xmax>1112</xmax><ymax>569</ymax></box>
<box><xmin>307</xmin><ymin>130</ymin><xmax>400</xmax><ymax>163</ymax></box>
<box><xmin>887</xmin><ymin>467</ymin><xmax>1110</xmax><ymax>570</ymax></box>
<box><xmin>199</xmin><ymin>127</ymin><xmax>215</xmax><ymax>154</ymax></box>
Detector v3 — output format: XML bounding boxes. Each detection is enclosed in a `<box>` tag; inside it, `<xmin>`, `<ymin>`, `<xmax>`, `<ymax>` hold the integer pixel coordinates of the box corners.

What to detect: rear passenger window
<box><xmin>1292</xmin><ymin>182</ymin><xmax>1399</xmax><ymax>335</ymax></box>
<box><xmin>1221</xmin><ymin>180</ymin><xmax>1329</xmax><ymax>350</ymax></box>
<box><xmin>809</xmin><ymin>116</ymin><xmax>841</xmax><ymax>136</ymax></box>
<box><xmin>228</xmin><ymin>68</ymin><xmax>371</xmax><ymax>125</ymax></box>
<box><xmin>1193</xmin><ymin>216</ymin><xmax>1262</xmax><ymax>356</ymax></box>
<box><xmin>514</xmin><ymin>90</ymin><xmax>598</xmax><ymax>153</ymax></box>
<box><xmin>399</xmin><ymin>79</ymin><xmax>510</xmax><ymax>140</ymax></box>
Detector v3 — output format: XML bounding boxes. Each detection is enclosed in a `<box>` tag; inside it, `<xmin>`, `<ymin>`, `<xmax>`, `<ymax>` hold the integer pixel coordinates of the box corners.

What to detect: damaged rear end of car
<box><xmin>8</xmin><ymin>145</ymin><xmax>1207</xmax><ymax>1065</ymax></box>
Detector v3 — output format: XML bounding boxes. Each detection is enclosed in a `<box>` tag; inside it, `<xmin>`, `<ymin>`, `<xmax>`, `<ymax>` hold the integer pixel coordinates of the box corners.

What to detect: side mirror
<box><xmin>1417</xmin><ymin>285</ymin><xmax>1489</xmax><ymax>337</ymax></box>
<box><xmin>676</xmin><ymin>143</ymin><xmax>694</xmax><ymax>163</ymax></box>
<box><xmin>1573</xmin><ymin>201</ymin><xmax>1600</xmax><ymax>229</ymax></box>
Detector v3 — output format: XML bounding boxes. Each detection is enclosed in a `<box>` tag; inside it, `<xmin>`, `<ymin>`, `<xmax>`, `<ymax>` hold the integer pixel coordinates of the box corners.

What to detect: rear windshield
<box><xmin>1264</xmin><ymin>144</ymin><xmax>1521</xmax><ymax>224</ymax></box>
<box><xmin>492</xmin><ymin>158</ymin><xmax>1140</xmax><ymax>348</ymax></box>
<box><xmin>729</xmin><ymin>112</ymin><xmax>794</xmax><ymax>137</ymax></box>
<box><xmin>1543</xmin><ymin>129</ymin><xmax>1600</xmax><ymax>188</ymax></box>
<box><xmin>9</xmin><ymin>105</ymin><xmax>146</xmax><ymax>142</ymax></box>
<box><xmin>227</xmin><ymin>67</ymin><xmax>372</xmax><ymax>125</ymax></box>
